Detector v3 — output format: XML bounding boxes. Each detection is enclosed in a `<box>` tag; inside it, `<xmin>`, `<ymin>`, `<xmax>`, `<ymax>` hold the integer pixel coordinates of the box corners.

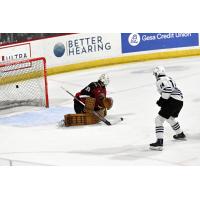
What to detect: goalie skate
<box><xmin>58</xmin><ymin>119</ymin><xmax>65</xmax><ymax>127</ymax></box>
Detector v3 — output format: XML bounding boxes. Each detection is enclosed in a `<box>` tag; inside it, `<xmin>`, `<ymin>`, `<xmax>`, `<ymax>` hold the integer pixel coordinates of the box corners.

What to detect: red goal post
<box><xmin>0</xmin><ymin>57</ymin><xmax>49</xmax><ymax>109</ymax></box>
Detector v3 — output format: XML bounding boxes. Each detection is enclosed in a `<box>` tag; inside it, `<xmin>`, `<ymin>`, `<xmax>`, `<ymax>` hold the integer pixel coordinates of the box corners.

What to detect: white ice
<box><xmin>0</xmin><ymin>56</ymin><xmax>200</xmax><ymax>166</ymax></box>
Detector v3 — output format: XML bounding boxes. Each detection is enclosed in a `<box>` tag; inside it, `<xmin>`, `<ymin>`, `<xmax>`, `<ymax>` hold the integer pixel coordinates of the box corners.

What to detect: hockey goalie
<box><xmin>63</xmin><ymin>74</ymin><xmax>113</xmax><ymax>126</ymax></box>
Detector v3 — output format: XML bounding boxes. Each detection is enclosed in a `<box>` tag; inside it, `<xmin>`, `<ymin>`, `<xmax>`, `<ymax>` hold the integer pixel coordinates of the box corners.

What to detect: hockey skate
<box><xmin>150</xmin><ymin>139</ymin><xmax>163</xmax><ymax>151</ymax></box>
<box><xmin>58</xmin><ymin>119</ymin><xmax>65</xmax><ymax>127</ymax></box>
<box><xmin>173</xmin><ymin>132</ymin><xmax>186</xmax><ymax>140</ymax></box>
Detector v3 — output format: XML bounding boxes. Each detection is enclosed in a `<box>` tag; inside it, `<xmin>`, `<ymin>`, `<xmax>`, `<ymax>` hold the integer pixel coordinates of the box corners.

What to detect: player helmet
<box><xmin>98</xmin><ymin>74</ymin><xmax>109</xmax><ymax>86</ymax></box>
<box><xmin>153</xmin><ymin>66</ymin><xmax>166</xmax><ymax>77</ymax></box>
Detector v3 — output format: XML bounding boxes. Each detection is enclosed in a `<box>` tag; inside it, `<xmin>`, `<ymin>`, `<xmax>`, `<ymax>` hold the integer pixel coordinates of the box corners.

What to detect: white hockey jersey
<box><xmin>156</xmin><ymin>75</ymin><xmax>183</xmax><ymax>101</ymax></box>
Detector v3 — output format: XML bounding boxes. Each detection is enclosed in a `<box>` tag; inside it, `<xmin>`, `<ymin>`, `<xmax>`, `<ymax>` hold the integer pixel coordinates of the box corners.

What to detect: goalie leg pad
<box><xmin>64</xmin><ymin>108</ymin><xmax>106</xmax><ymax>126</ymax></box>
<box><xmin>64</xmin><ymin>113</ymin><xmax>99</xmax><ymax>126</ymax></box>
<box><xmin>84</xmin><ymin>97</ymin><xmax>96</xmax><ymax>113</ymax></box>
<box><xmin>96</xmin><ymin>108</ymin><xmax>107</xmax><ymax>117</ymax></box>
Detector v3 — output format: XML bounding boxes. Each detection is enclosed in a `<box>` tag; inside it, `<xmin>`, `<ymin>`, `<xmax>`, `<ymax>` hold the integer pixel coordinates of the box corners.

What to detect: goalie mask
<box><xmin>153</xmin><ymin>66</ymin><xmax>166</xmax><ymax>78</ymax></box>
<box><xmin>98</xmin><ymin>74</ymin><xmax>109</xmax><ymax>86</ymax></box>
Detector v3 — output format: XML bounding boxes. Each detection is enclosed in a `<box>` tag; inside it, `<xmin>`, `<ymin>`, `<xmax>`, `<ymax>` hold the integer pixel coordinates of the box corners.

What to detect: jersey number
<box><xmin>169</xmin><ymin>80</ymin><xmax>175</xmax><ymax>88</ymax></box>
<box><xmin>85</xmin><ymin>87</ymin><xmax>90</xmax><ymax>92</ymax></box>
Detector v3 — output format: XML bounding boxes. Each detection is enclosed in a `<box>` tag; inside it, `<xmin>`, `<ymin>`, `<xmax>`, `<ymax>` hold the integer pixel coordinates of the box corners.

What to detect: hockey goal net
<box><xmin>0</xmin><ymin>57</ymin><xmax>49</xmax><ymax>109</ymax></box>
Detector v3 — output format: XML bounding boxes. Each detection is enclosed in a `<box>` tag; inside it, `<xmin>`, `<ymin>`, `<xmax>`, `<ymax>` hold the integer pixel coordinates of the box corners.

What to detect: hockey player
<box><xmin>150</xmin><ymin>66</ymin><xmax>186</xmax><ymax>151</ymax></box>
<box><xmin>74</xmin><ymin>74</ymin><xmax>111</xmax><ymax>114</ymax></box>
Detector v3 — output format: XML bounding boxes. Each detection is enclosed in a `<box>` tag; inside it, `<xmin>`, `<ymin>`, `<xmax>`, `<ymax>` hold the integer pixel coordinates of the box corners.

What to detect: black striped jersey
<box><xmin>156</xmin><ymin>75</ymin><xmax>183</xmax><ymax>101</ymax></box>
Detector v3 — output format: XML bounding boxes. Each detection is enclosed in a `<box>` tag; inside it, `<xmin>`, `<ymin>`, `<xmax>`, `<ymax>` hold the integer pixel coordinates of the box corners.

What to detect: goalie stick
<box><xmin>61</xmin><ymin>86</ymin><xmax>123</xmax><ymax>126</ymax></box>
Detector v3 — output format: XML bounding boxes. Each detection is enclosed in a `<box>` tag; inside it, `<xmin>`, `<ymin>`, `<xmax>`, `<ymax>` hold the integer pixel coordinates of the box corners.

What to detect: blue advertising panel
<box><xmin>121</xmin><ymin>33</ymin><xmax>199</xmax><ymax>54</ymax></box>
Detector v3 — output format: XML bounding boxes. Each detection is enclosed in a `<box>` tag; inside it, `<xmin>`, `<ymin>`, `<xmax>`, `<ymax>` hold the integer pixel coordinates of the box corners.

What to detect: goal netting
<box><xmin>0</xmin><ymin>57</ymin><xmax>49</xmax><ymax>109</ymax></box>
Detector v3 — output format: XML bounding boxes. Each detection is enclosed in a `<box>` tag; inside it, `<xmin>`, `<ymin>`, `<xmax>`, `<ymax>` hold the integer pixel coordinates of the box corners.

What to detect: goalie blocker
<box><xmin>63</xmin><ymin>97</ymin><xmax>113</xmax><ymax>126</ymax></box>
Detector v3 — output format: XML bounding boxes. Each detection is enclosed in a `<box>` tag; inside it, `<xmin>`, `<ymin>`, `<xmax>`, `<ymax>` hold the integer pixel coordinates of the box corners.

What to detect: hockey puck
<box><xmin>16</xmin><ymin>85</ymin><xmax>19</xmax><ymax>88</ymax></box>
<box><xmin>120</xmin><ymin>117</ymin><xmax>124</xmax><ymax>121</ymax></box>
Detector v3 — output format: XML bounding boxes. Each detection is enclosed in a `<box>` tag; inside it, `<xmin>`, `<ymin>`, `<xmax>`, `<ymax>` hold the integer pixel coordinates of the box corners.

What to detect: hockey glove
<box><xmin>102</xmin><ymin>97</ymin><xmax>113</xmax><ymax>110</ymax></box>
<box><xmin>156</xmin><ymin>97</ymin><xmax>167</xmax><ymax>107</ymax></box>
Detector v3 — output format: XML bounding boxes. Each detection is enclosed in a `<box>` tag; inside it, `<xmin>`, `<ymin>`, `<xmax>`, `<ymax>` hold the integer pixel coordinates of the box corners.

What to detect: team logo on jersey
<box><xmin>128</xmin><ymin>33</ymin><xmax>141</xmax><ymax>46</ymax></box>
<box><xmin>53</xmin><ymin>43</ymin><xmax>65</xmax><ymax>57</ymax></box>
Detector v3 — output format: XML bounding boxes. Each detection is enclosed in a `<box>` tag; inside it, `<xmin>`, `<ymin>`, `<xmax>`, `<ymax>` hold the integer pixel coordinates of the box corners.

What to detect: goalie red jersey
<box><xmin>74</xmin><ymin>74</ymin><xmax>111</xmax><ymax>113</ymax></box>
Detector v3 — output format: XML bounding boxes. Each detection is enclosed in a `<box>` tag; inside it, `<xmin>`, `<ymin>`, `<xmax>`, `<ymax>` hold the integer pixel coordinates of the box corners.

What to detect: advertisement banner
<box><xmin>121</xmin><ymin>33</ymin><xmax>199</xmax><ymax>54</ymax></box>
<box><xmin>29</xmin><ymin>33</ymin><xmax>121</xmax><ymax>67</ymax></box>
<box><xmin>49</xmin><ymin>33</ymin><xmax>121</xmax><ymax>65</ymax></box>
<box><xmin>0</xmin><ymin>43</ymin><xmax>31</xmax><ymax>62</ymax></box>
<box><xmin>53</xmin><ymin>35</ymin><xmax>112</xmax><ymax>57</ymax></box>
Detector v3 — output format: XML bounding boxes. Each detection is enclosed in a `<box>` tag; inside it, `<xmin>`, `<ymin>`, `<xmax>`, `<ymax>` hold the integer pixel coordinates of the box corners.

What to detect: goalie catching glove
<box><xmin>99</xmin><ymin>97</ymin><xmax>113</xmax><ymax>110</ymax></box>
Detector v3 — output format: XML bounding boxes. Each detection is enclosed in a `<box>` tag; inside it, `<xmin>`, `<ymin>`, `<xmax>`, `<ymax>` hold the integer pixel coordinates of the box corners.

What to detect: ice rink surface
<box><xmin>0</xmin><ymin>56</ymin><xmax>200</xmax><ymax>166</ymax></box>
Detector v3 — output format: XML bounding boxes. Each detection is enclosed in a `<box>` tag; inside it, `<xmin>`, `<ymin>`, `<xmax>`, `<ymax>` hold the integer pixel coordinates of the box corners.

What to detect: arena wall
<box><xmin>0</xmin><ymin>33</ymin><xmax>200</xmax><ymax>76</ymax></box>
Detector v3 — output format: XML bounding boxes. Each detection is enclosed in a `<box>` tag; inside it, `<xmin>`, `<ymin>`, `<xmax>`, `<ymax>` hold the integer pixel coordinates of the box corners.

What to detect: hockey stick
<box><xmin>61</xmin><ymin>86</ymin><xmax>123</xmax><ymax>126</ymax></box>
